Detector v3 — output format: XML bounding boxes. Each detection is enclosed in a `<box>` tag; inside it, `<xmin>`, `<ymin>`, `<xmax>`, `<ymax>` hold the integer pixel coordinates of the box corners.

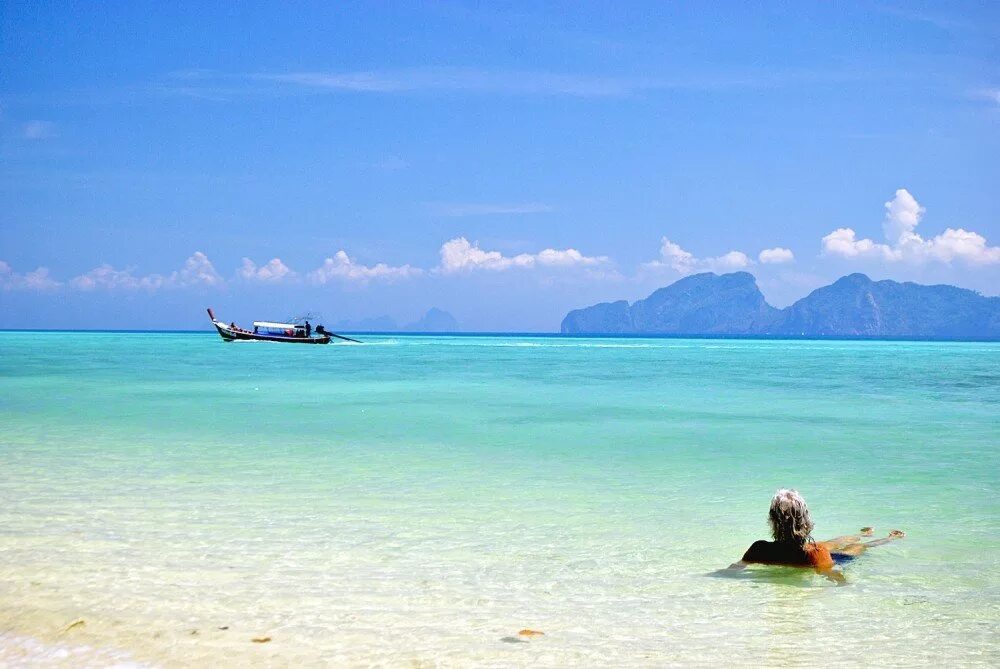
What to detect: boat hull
<box><xmin>213</xmin><ymin>322</ymin><xmax>331</xmax><ymax>344</ymax></box>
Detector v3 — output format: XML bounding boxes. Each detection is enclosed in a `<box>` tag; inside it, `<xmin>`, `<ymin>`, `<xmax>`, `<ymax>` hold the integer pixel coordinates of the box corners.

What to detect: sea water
<box><xmin>0</xmin><ymin>332</ymin><xmax>997</xmax><ymax>667</ymax></box>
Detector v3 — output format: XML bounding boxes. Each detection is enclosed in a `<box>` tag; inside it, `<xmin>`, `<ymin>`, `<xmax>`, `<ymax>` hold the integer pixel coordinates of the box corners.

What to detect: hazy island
<box><xmin>334</xmin><ymin>307</ymin><xmax>459</xmax><ymax>333</ymax></box>
<box><xmin>561</xmin><ymin>272</ymin><xmax>1000</xmax><ymax>338</ymax></box>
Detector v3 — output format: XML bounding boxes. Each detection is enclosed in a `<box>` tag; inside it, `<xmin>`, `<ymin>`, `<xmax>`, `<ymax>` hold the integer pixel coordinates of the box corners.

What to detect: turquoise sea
<box><xmin>1</xmin><ymin>332</ymin><xmax>997</xmax><ymax>667</ymax></box>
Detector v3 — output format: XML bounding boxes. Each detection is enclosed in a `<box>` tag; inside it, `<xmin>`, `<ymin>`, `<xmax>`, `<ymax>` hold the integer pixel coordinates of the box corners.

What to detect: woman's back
<box><xmin>741</xmin><ymin>540</ymin><xmax>834</xmax><ymax>569</ymax></box>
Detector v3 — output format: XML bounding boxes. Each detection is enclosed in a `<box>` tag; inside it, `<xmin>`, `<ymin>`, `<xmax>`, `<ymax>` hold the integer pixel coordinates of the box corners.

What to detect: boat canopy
<box><xmin>253</xmin><ymin>321</ymin><xmax>303</xmax><ymax>329</ymax></box>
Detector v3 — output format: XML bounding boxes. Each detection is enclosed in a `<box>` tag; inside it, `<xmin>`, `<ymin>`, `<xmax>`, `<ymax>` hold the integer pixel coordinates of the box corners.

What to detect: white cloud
<box><xmin>22</xmin><ymin>120</ymin><xmax>56</xmax><ymax>140</ymax></box>
<box><xmin>437</xmin><ymin>237</ymin><xmax>608</xmax><ymax>273</ymax></box>
<box><xmin>643</xmin><ymin>237</ymin><xmax>751</xmax><ymax>275</ymax></box>
<box><xmin>758</xmin><ymin>247</ymin><xmax>795</xmax><ymax>264</ymax></box>
<box><xmin>307</xmin><ymin>250</ymin><xmax>421</xmax><ymax>284</ymax></box>
<box><xmin>821</xmin><ymin>228</ymin><xmax>888</xmax><ymax>259</ymax></box>
<box><xmin>21</xmin><ymin>268</ymin><xmax>60</xmax><ymax>290</ymax></box>
<box><xmin>822</xmin><ymin>189</ymin><xmax>1000</xmax><ymax>265</ymax></box>
<box><xmin>922</xmin><ymin>228</ymin><xmax>1000</xmax><ymax>264</ymax></box>
<box><xmin>0</xmin><ymin>261</ymin><xmax>61</xmax><ymax>291</ymax></box>
<box><xmin>9</xmin><ymin>251</ymin><xmax>420</xmax><ymax>293</ymax></box>
<box><xmin>426</xmin><ymin>202</ymin><xmax>554</xmax><ymax>217</ymax></box>
<box><xmin>69</xmin><ymin>252</ymin><xmax>224</xmax><ymax>291</ymax></box>
<box><xmin>438</xmin><ymin>238</ymin><xmax>530</xmax><ymax>272</ymax></box>
<box><xmin>653</xmin><ymin>238</ymin><xmax>696</xmax><ymax>274</ymax></box>
<box><xmin>70</xmin><ymin>264</ymin><xmax>166</xmax><ymax>291</ymax></box>
<box><xmin>535</xmin><ymin>248</ymin><xmax>605</xmax><ymax>267</ymax></box>
<box><xmin>713</xmin><ymin>250</ymin><xmax>752</xmax><ymax>270</ymax></box>
<box><xmin>882</xmin><ymin>187</ymin><xmax>925</xmax><ymax>244</ymax></box>
<box><xmin>170</xmin><ymin>251</ymin><xmax>224</xmax><ymax>287</ymax></box>
<box><xmin>238</xmin><ymin>257</ymin><xmax>294</xmax><ymax>283</ymax></box>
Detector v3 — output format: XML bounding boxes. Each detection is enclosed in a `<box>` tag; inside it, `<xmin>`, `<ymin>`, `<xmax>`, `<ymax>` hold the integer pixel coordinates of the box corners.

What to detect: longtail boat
<box><xmin>206</xmin><ymin>308</ymin><xmax>360</xmax><ymax>344</ymax></box>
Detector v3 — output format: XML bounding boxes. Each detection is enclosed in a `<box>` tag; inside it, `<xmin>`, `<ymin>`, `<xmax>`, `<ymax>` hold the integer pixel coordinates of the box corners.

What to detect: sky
<box><xmin>1</xmin><ymin>1</ymin><xmax>998</xmax><ymax>331</ymax></box>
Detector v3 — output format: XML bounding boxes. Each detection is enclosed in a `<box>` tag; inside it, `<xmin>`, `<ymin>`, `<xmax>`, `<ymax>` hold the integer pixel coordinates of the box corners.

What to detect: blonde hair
<box><xmin>769</xmin><ymin>488</ymin><xmax>814</xmax><ymax>545</ymax></box>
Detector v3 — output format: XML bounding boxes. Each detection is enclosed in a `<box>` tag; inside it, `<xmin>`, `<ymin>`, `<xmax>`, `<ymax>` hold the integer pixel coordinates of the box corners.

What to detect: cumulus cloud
<box><xmin>238</xmin><ymin>257</ymin><xmax>294</xmax><ymax>282</ymax></box>
<box><xmin>169</xmin><ymin>251</ymin><xmax>224</xmax><ymax>287</ymax></box>
<box><xmin>70</xmin><ymin>252</ymin><xmax>224</xmax><ymax>291</ymax></box>
<box><xmin>822</xmin><ymin>189</ymin><xmax>1000</xmax><ymax>265</ymax></box>
<box><xmin>882</xmin><ymin>187</ymin><xmax>925</xmax><ymax>244</ymax></box>
<box><xmin>0</xmin><ymin>261</ymin><xmax>61</xmax><ymax>290</ymax></box>
<box><xmin>437</xmin><ymin>237</ymin><xmax>608</xmax><ymax>273</ymax></box>
<box><xmin>307</xmin><ymin>250</ymin><xmax>421</xmax><ymax>284</ymax></box>
<box><xmin>439</xmin><ymin>238</ymin><xmax>532</xmax><ymax>272</ymax></box>
<box><xmin>821</xmin><ymin>228</ymin><xmax>883</xmax><ymax>259</ymax></box>
<box><xmin>713</xmin><ymin>250</ymin><xmax>752</xmax><ymax>270</ymax></box>
<box><xmin>643</xmin><ymin>237</ymin><xmax>751</xmax><ymax>275</ymax></box>
<box><xmin>759</xmin><ymin>247</ymin><xmax>795</xmax><ymax>264</ymax></box>
<box><xmin>7</xmin><ymin>251</ymin><xmax>421</xmax><ymax>292</ymax></box>
<box><xmin>70</xmin><ymin>265</ymin><xmax>166</xmax><ymax>291</ymax></box>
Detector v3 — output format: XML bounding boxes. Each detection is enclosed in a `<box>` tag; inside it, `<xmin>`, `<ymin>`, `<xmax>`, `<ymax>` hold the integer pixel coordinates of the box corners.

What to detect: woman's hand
<box><xmin>819</xmin><ymin>568</ymin><xmax>847</xmax><ymax>585</ymax></box>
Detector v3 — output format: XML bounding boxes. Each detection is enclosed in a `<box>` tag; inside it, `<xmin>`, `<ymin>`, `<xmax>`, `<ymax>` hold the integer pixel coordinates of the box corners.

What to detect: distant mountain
<box><xmin>773</xmin><ymin>273</ymin><xmax>1000</xmax><ymax>337</ymax></box>
<box><xmin>561</xmin><ymin>272</ymin><xmax>1000</xmax><ymax>338</ymax></box>
<box><xmin>562</xmin><ymin>272</ymin><xmax>779</xmax><ymax>335</ymax></box>
<box><xmin>403</xmin><ymin>308</ymin><xmax>459</xmax><ymax>332</ymax></box>
<box><xmin>333</xmin><ymin>308</ymin><xmax>459</xmax><ymax>333</ymax></box>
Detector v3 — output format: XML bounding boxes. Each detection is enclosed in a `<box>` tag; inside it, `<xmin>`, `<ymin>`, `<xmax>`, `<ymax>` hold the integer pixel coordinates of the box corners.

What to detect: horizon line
<box><xmin>0</xmin><ymin>329</ymin><xmax>996</xmax><ymax>343</ymax></box>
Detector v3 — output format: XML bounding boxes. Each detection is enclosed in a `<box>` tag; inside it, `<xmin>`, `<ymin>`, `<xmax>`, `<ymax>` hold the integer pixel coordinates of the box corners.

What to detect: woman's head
<box><xmin>769</xmin><ymin>488</ymin><xmax>814</xmax><ymax>545</ymax></box>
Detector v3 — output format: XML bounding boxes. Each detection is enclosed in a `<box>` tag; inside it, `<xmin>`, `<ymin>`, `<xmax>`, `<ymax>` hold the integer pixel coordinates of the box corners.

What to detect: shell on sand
<box><xmin>61</xmin><ymin>618</ymin><xmax>85</xmax><ymax>633</ymax></box>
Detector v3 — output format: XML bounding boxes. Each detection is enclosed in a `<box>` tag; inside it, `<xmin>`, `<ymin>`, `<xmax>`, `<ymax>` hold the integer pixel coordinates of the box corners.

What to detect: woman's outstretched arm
<box><xmin>828</xmin><ymin>530</ymin><xmax>906</xmax><ymax>557</ymax></box>
<box><xmin>818</xmin><ymin>527</ymin><xmax>875</xmax><ymax>551</ymax></box>
<box><xmin>820</xmin><ymin>529</ymin><xmax>903</xmax><ymax>551</ymax></box>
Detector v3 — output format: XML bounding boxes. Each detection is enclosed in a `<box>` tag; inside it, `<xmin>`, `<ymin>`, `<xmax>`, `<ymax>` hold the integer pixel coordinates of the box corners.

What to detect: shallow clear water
<box><xmin>0</xmin><ymin>332</ymin><xmax>997</xmax><ymax>667</ymax></box>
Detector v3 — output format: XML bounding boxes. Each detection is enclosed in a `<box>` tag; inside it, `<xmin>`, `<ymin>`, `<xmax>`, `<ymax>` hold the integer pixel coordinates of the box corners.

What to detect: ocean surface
<box><xmin>0</xmin><ymin>332</ymin><xmax>997</xmax><ymax>667</ymax></box>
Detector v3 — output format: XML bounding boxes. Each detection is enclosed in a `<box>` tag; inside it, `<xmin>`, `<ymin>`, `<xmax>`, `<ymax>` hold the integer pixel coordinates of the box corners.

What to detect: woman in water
<box><xmin>728</xmin><ymin>489</ymin><xmax>904</xmax><ymax>582</ymax></box>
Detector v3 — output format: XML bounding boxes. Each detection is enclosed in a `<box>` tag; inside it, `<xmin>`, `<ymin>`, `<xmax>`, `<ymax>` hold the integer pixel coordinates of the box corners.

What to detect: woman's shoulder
<box><xmin>742</xmin><ymin>540</ymin><xmax>775</xmax><ymax>562</ymax></box>
<box><xmin>743</xmin><ymin>540</ymin><xmax>824</xmax><ymax>567</ymax></box>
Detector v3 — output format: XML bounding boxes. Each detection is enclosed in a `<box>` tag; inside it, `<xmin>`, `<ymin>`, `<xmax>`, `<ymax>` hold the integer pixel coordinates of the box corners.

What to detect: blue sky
<box><xmin>1</xmin><ymin>2</ymin><xmax>998</xmax><ymax>330</ymax></box>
